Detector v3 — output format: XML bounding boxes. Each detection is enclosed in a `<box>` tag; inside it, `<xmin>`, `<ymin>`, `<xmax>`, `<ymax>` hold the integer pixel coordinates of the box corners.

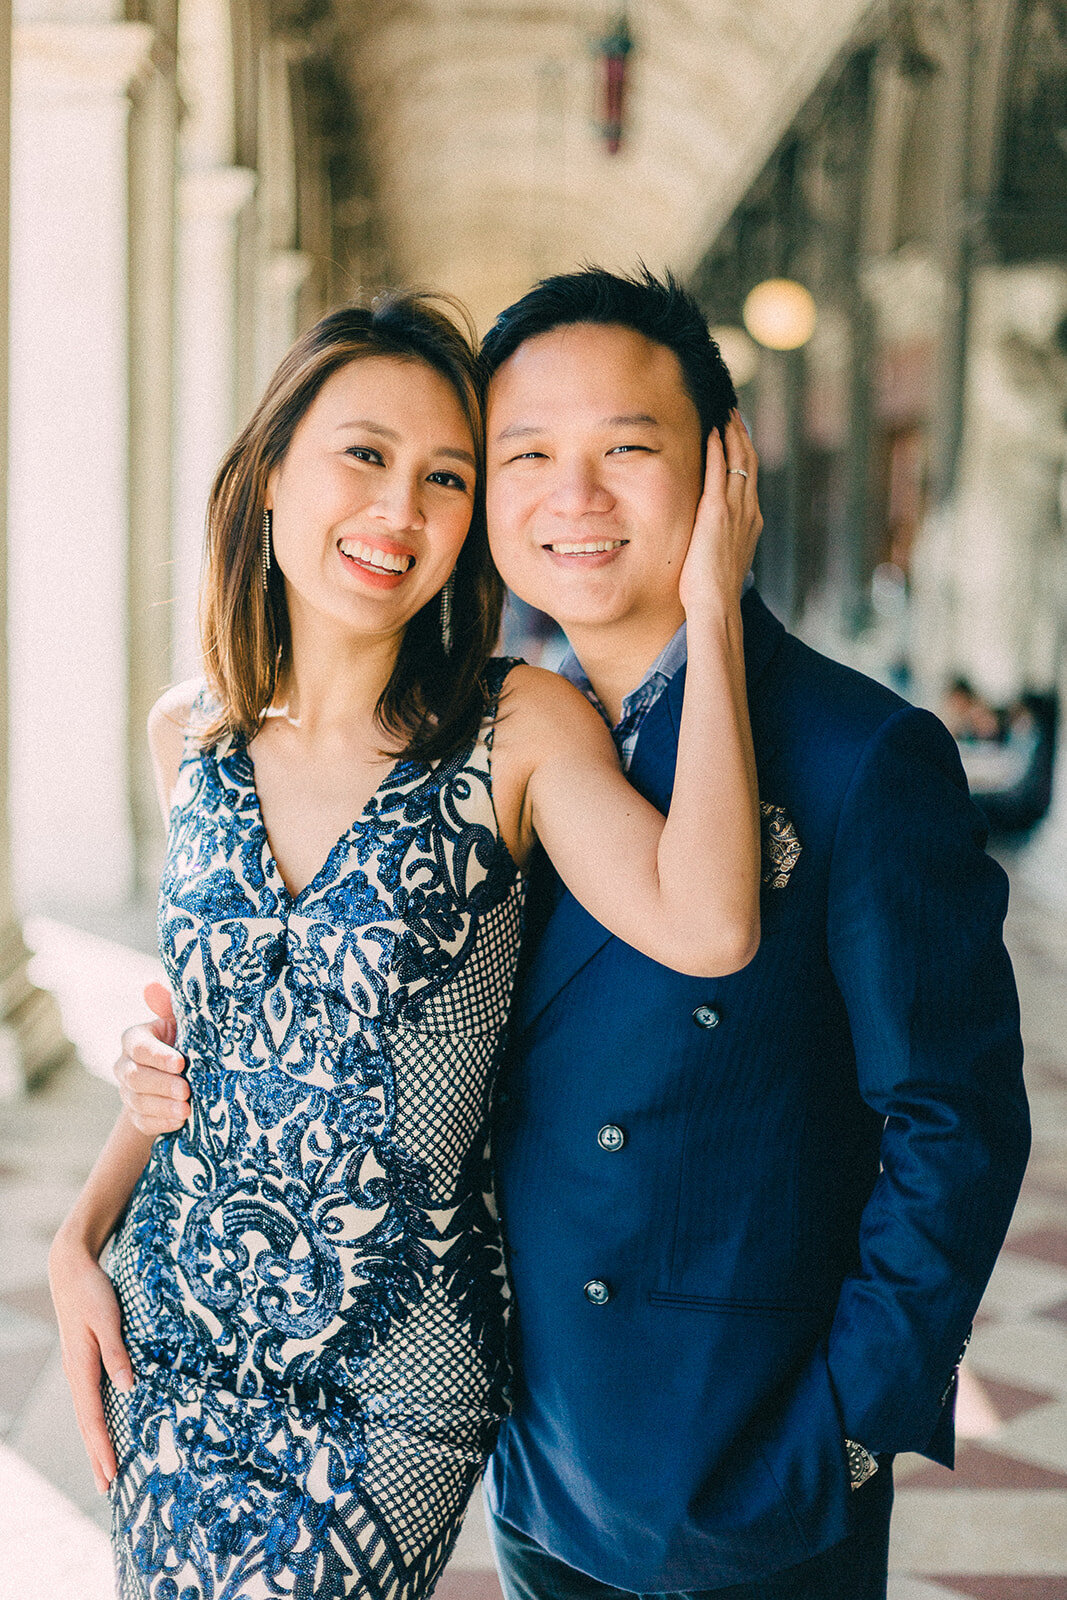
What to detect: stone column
<box><xmin>127</xmin><ymin>2</ymin><xmax>179</xmax><ymax>895</ymax></box>
<box><xmin>8</xmin><ymin>19</ymin><xmax>154</xmax><ymax>916</ymax></box>
<box><xmin>0</xmin><ymin>0</ymin><xmax>70</xmax><ymax>1089</ymax></box>
<box><xmin>170</xmin><ymin>163</ymin><xmax>256</xmax><ymax>679</ymax></box>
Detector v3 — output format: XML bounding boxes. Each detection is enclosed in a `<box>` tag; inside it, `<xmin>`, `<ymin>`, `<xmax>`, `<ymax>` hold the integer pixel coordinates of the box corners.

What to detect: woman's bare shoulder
<box><xmin>493</xmin><ymin>662</ymin><xmax>614</xmax><ymax>779</ymax></box>
<box><xmin>497</xmin><ymin>662</ymin><xmax>602</xmax><ymax>726</ymax></box>
<box><xmin>147</xmin><ymin>679</ymin><xmax>205</xmax><ymax>798</ymax></box>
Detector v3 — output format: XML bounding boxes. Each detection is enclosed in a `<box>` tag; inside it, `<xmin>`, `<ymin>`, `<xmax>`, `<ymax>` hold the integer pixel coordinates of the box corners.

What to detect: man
<box><xmin>113</xmin><ymin>269</ymin><xmax>1029</xmax><ymax>1599</ymax></box>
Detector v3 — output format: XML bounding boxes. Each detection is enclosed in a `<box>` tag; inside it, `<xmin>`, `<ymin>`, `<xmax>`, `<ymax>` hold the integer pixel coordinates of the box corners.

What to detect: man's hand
<box><xmin>114</xmin><ymin>981</ymin><xmax>189</xmax><ymax>1135</ymax></box>
<box><xmin>48</xmin><ymin>1230</ymin><xmax>132</xmax><ymax>1492</ymax></box>
<box><xmin>678</xmin><ymin>410</ymin><xmax>762</xmax><ymax>619</ymax></box>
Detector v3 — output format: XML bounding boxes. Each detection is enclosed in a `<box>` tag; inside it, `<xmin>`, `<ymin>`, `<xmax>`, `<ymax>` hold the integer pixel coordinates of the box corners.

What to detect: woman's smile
<box><xmin>337</xmin><ymin>536</ymin><xmax>417</xmax><ymax>587</ymax></box>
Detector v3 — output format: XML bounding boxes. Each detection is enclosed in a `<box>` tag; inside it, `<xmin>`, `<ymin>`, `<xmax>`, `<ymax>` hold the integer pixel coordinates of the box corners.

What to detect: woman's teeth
<box><xmin>339</xmin><ymin>540</ymin><xmax>414</xmax><ymax>573</ymax></box>
<box><xmin>547</xmin><ymin>540</ymin><xmax>626</xmax><ymax>555</ymax></box>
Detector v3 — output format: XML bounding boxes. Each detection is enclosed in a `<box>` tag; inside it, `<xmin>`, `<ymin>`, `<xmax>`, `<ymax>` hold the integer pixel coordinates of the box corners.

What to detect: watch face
<box><xmin>846</xmin><ymin>1439</ymin><xmax>878</xmax><ymax>1488</ymax></box>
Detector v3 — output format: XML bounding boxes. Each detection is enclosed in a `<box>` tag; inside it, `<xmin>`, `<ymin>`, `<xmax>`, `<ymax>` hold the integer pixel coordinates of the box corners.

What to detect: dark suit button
<box><xmin>692</xmin><ymin>1005</ymin><xmax>721</xmax><ymax>1029</ymax></box>
<box><xmin>584</xmin><ymin>1279</ymin><xmax>611</xmax><ymax>1305</ymax></box>
<box><xmin>597</xmin><ymin>1124</ymin><xmax>625</xmax><ymax>1152</ymax></box>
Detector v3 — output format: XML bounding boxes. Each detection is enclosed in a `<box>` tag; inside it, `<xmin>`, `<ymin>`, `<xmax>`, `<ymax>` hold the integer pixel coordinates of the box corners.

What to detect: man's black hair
<box><xmin>479</xmin><ymin>265</ymin><xmax>738</xmax><ymax>441</ymax></box>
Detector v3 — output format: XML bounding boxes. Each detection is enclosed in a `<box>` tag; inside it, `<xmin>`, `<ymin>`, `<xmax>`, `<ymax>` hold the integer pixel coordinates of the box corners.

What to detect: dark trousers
<box><xmin>486</xmin><ymin>1475</ymin><xmax>893</xmax><ymax>1600</ymax></box>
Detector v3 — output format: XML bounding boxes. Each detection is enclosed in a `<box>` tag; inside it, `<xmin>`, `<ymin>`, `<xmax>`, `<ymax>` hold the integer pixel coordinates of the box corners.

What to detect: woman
<box><xmin>49</xmin><ymin>291</ymin><xmax>761</xmax><ymax>1600</ymax></box>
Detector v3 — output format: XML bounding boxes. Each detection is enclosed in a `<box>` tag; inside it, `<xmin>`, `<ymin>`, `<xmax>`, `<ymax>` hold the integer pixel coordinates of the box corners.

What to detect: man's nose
<box><xmin>547</xmin><ymin>460</ymin><xmax>614</xmax><ymax>518</ymax></box>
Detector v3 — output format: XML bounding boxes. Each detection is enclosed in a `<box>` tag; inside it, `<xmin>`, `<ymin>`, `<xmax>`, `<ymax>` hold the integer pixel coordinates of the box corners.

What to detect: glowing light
<box><xmin>710</xmin><ymin>326</ymin><xmax>760</xmax><ymax>388</ymax></box>
<box><xmin>742</xmin><ymin>279</ymin><xmax>817</xmax><ymax>351</ymax></box>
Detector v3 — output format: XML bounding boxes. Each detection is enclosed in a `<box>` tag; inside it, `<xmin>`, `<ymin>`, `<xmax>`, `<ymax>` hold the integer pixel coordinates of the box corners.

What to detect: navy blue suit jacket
<box><xmin>485</xmin><ymin>588</ymin><xmax>1029</xmax><ymax>1591</ymax></box>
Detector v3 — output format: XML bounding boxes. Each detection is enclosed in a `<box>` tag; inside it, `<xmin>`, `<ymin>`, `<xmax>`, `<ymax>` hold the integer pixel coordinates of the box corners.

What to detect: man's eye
<box><xmin>507</xmin><ymin>451</ymin><xmax>547</xmax><ymax>463</ymax></box>
<box><xmin>428</xmin><ymin>471</ymin><xmax>470</xmax><ymax>492</ymax></box>
<box><xmin>345</xmin><ymin>446</ymin><xmax>383</xmax><ymax>464</ymax></box>
<box><xmin>607</xmin><ymin>444</ymin><xmax>650</xmax><ymax>454</ymax></box>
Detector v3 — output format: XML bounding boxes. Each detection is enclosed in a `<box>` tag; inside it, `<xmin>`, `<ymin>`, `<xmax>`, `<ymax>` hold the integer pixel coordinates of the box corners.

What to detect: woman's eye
<box><xmin>428</xmin><ymin>471</ymin><xmax>469</xmax><ymax>492</ymax></box>
<box><xmin>345</xmin><ymin>446</ymin><xmax>384</xmax><ymax>464</ymax></box>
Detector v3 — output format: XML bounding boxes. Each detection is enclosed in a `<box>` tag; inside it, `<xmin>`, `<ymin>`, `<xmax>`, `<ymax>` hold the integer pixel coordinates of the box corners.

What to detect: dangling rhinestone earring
<box><xmin>261</xmin><ymin>509</ymin><xmax>272</xmax><ymax>593</ymax></box>
<box><xmin>440</xmin><ymin>573</ymin><xmax>454</xmax><ymax>654</ymax></box>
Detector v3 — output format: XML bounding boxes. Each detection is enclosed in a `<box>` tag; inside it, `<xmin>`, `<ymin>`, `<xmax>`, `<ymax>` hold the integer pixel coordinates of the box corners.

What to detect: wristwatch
<box><xmin>845</xmin><ymin>1438</ymin><xmax>878</xmax><ymax>1490</ymax></box>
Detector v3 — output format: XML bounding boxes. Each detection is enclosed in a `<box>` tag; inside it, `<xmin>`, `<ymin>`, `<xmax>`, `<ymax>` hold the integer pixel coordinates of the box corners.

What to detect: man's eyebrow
<box><xmin>494</xmin><ymin>423</ymin><xmax>543</xmax><ymax>443</ymax></box>
<box><xmin>337</xmin><ymin>421</ymin><xmax>475</xmax><ymax>468</ymax></box>
<box><xmin>494</xmin><ymin>413</ymin><xmax>660</xmax><ymax>443</ymax></box>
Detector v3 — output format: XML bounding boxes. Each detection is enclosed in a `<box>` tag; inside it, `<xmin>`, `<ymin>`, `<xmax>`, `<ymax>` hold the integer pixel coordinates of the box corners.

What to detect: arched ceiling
<box><xmin>330</xmin><ymin>0</ymin><xmax>877</xmax><ymax>329</ymax></box>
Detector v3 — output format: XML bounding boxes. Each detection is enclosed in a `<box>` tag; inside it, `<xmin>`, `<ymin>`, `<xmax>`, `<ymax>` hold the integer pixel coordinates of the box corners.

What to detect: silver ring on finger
<box><xmin>726</xmin><ymin>468</ymin><xmax>749</xmax><ymax>479</ymax></box>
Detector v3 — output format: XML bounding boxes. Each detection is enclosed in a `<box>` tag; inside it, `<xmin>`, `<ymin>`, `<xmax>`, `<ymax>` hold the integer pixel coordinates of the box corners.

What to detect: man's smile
<box><xmin>543</xmin><ymin>539</ymin><xmax>629</xmax><ymax>558</ymax></box>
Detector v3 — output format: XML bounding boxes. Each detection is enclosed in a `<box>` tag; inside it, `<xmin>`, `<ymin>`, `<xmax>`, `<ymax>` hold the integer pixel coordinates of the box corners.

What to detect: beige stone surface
<box><xmin>336</xmin><ymin>0</ymin><xmax>873</xmax><ymax>327</ymax></box>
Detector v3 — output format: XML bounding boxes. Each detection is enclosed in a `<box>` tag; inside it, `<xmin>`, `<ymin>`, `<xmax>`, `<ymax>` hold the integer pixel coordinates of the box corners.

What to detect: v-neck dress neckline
<box><xmin>229</xmin><ymin>733</ymin><xmax>415</xmax><ymax>909</ymax></box>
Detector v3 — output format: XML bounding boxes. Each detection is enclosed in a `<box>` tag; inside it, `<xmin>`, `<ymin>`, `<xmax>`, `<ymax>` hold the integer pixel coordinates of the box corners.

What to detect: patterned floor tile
<box><xmin>1007</xmin><ymin>1229</ymin><xmax>1067</xmax><ymax>1272</ymax></box>
<box><xmin>968</xmin><ymin>1320</ymin><xmax>1067</xmax><ymax>1399</ymax></box>
<box><xmin>432</xmin><ymin>1571</ymin><xmax>504</xmax><ymax>1600</ymax></box>
<box><xmin>903</xmin><ymin>1445</ymin><xmax>1067</xmax><ymax>1491</ymax></box>
<box><xmin>930</xmin><ymin>1580</ymin><xmax>1067</xmax><ymax>1599</ymax></box>
<box><xmin>977</xmin><ymin>1251</ymin><xmax>1067</xmax><ymax>1320</ymax></box>
<box><xmin>889</xmin><ymin>1490</ymin><xmax>1067</xmax><ymax>1573</ymax></box>
<box><xmin>1</xmin><ymin>1282</ymin><xmax>58</xmax><ymax>1329</ymax></box>
<box><xmin>976</xmin><ymin>1375</ymin><xmax>1057</xmax><ymax>1423</ymax></box>
<box><xmin>994</xmin><ymin>1400</ymin><xmax>1067</xmax><ymax>1474</ymax></box>
<box><xmin>887</xmin><ymin>1581</ymin><xmax>974</xmax><ymax>1600</ymax></box>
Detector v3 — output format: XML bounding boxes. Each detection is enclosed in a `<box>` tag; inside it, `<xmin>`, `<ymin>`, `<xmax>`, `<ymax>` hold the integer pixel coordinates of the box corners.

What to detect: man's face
<box><xmin>485</xmin><ymin>322</ymin><xmax>705</xmax><ymax>636</ymax></box>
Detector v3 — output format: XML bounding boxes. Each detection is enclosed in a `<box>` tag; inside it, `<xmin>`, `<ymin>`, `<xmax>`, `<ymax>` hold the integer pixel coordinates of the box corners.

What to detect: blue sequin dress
<box><xmin>104</xmin><ymin>661</ymin><xmax>525</xmax><ymax>1600</ymax></box>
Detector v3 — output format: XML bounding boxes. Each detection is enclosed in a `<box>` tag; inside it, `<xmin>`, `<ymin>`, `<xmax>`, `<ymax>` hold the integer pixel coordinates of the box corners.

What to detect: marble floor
<box><xmin>1</xmin><ymin>878</ymin><xmax>1065</xmax><ymax>1600</ymax></box>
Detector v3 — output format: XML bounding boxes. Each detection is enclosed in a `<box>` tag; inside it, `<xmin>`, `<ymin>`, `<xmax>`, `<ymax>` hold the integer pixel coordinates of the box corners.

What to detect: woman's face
<box><xmin>266</xmin><ymin>354</ymin><xmax>477</xmax><ymax>645</ymax></box>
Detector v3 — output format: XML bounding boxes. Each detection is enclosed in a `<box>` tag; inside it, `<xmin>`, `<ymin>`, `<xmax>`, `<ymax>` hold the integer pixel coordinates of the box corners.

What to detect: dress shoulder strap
<box><xmin>179</xmin><ymin>682</ymin><xmax>227</xmax><ymax>766</ymax></box>
<box><xmin>481</xmin><ymin>656</ymin><xmax>524</xmax><ymax>750</ymax></box>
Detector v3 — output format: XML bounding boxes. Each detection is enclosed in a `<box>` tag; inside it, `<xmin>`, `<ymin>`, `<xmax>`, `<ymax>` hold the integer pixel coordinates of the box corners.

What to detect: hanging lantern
<box><xmin>742</xmin><ymin>279</ymin><xmax>817</xmax><ymax>351</ymax></box>
<box><xmin>596</xmin><ymin>14</ymin><xmax>633</xmax><ymax>155</ymax></box>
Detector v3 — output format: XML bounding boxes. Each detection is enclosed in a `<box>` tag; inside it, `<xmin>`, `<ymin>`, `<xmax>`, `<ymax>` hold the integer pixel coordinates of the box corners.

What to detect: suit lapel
<box><xmin>517</xmin><ymin>587</ymin><xmax>787</xmax><ymax>1033</ymax></box>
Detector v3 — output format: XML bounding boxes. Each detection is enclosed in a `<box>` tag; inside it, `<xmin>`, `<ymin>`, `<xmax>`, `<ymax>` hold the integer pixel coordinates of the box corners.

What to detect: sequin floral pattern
<box><xmin>105</xmin><ymin>661</ymin><xmax>525</xmax><ymax>1600</ymax></box>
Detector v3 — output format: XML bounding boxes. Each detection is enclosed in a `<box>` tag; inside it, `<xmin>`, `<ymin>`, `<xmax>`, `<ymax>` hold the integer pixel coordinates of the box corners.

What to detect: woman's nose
<box><xmin>371</xmin><ymin>474</ymin><xmax>424</xmax><ymax>530</ymax></box>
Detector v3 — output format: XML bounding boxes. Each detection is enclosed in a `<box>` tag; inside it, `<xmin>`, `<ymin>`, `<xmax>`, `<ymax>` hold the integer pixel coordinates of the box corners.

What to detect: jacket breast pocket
<box><xmin>649</xmin><ymin>1291</ymin><xmax>828</xmax><ymax>1317</ymax></box>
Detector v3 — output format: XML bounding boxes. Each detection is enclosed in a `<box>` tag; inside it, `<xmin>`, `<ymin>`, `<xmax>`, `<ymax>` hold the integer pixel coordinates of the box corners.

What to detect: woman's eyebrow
<box><xmin>336</xmin><ymin>419</ymin><xmax>399</xmax><ymax>438</ymax></box>
<box><xmin>335</xmin><ymin>420</ymin><xmax>474</xmax><ymax>468</ymax></box>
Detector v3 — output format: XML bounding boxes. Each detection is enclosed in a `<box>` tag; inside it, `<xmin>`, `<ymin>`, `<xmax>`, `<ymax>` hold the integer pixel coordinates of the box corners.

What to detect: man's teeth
<box><xmin>339</xmin><ymin>541</ymin><xmax>413</xmax><ymax>573</ymax></box>
<box><xmin>548</xmin><ymin>540</ymin><xmax>626</xmax><ymax>555</ymax></box>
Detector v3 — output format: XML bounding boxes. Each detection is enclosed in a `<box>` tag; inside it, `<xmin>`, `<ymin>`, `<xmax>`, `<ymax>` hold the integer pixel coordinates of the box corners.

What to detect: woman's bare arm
<box><xmin>502</xmin><ymin>420</ymin><xmax>762</xmax><ymax>977</ymax></box>
<box><xmin>48</xmin><ymin>681</ymin><xmax>198</xmax><ymax>1488</ymax></box>
<box><xmin>48</xmin><ymin>1112</ymin><xmax>153</xmax><ymax>1490</ymax></box>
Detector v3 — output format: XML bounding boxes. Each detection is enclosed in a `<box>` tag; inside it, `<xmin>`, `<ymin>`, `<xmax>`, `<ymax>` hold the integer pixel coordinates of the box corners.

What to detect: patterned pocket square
<box><xmin>760</xmin><ymin>803</ymin><xmax>801</xmax><ymax>889</ymax></box>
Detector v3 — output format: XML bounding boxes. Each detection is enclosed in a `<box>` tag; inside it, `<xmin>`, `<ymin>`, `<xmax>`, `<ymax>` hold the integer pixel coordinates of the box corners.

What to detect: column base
<box><xmin>0</xmin><ymin>919</ymin><xmax>73</xmax><ymax>1096</ymax></box>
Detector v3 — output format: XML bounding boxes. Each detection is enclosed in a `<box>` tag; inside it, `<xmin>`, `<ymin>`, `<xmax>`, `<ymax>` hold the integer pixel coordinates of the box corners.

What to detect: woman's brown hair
<box><xmin>199</xmin><ymin>291</ymin><xmax>504</xmax><ymax>763</ymax></box>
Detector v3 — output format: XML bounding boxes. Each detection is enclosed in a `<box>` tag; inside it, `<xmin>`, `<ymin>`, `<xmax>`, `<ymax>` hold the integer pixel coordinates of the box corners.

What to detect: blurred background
<box><xmin>0</xmin><ymin>1</ymin><xmax>1066</xmax><ymax>1596</ymax></box>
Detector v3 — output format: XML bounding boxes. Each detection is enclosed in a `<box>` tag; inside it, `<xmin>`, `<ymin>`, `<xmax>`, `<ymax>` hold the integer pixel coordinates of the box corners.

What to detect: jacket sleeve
<box><xmin>824</xmin><ymin>703</ymin><xmax>1029</xmax><ymax>1462</ymax></box>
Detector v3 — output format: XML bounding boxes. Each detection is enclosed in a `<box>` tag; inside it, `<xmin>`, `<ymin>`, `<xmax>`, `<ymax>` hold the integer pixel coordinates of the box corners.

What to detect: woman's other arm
<box><xmin>47</xmin><ymin>680</ymin><xmax>196</xmax><ymax>1488</ymax></box>
<box><xmin>48</xmin><ymin>1113</ymin><xmax>153</xmax><ymax>1490</ymax></box>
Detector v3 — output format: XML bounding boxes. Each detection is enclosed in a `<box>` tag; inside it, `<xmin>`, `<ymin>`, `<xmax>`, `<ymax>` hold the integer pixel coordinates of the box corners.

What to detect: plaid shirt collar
<box><xmin>559</xmin><ymin>622</ymin><xmax>688</xmax><ymax>772</ymax></box>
